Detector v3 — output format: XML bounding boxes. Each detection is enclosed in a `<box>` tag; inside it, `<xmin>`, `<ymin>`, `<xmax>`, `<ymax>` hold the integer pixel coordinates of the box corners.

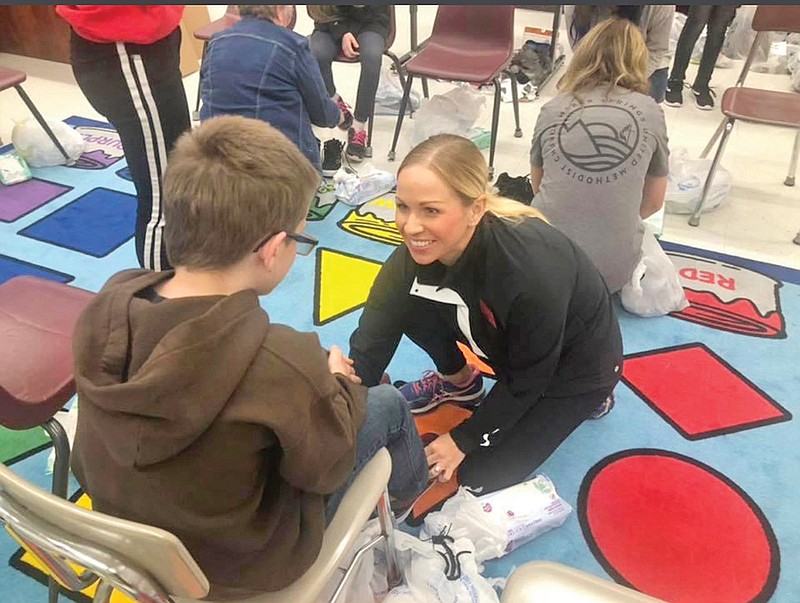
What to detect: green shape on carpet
<box><xmin>0</xmin><ymin>425</ymin><xmax>50</xmax><ymax>465</ymax></box>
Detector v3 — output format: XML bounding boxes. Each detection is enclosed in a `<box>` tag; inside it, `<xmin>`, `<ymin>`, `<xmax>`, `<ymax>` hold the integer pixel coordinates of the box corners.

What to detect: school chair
<box><xmin>387</xmin><ymin>5</ymin><xmax>522</xmax><ymax>178</ymax></box>
<box><xmin>0</xmin><ymin>448</ymin><xmax>401</xmax><ymax>603</ymax></box>
<box><xmin>500</xmin><ymin>561</ymin><xmax>667</xmax><ymax>602</ymax></box>
<box><xmin>688</xmin><ymin>5</ymin><xmax>800</xmax><ymax>240</ymax></box>
<box><xmin>0</xmin><ymin>275</ymin><xmax>94</xmax><ymax>603</ymax></box>
<box><xmin>0</xmin><ymin>66</ymin><xmax>71</xmax><ymax>162</ymax></box>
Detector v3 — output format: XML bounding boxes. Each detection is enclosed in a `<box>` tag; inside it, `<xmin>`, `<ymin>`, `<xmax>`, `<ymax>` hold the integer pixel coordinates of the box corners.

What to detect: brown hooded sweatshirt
<box><xmin>71</xmin><ymin>270</ymin><xmax>367</xmax><ymax>599</ymax></box>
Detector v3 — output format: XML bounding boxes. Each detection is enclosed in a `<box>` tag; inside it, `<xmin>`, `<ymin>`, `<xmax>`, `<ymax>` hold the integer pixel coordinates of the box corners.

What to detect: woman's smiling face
<box><xmin>395</xmin><ymin>165</ymin><xmax>485</xmax><ymax>266</ymax></box>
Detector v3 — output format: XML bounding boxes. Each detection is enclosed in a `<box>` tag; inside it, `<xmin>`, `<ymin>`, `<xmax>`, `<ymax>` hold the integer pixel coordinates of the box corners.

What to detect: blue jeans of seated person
<box><xmin>649</xmin><ymin>67</ymin><xmax>668</xmax><ymax>103</ymax></box>
<box><xmin>325</xmin><ymin>385</ymin><xmax>428</xmax><ymax>521</ymax></box>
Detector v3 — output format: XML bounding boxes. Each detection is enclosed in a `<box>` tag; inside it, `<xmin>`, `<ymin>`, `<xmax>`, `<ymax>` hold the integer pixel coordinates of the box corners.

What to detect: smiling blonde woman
<box><xmin>349</xmin><ymin>134</ymin><xmax>624</xmax><ymax>495</ymax></box>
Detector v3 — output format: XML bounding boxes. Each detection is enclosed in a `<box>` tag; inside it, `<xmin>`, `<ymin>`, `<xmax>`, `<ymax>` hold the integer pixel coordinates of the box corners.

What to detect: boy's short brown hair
<box><xmin>163</xmin><ymin>115</ymin><xmax>320</xmax><ymax>269</ymax></box>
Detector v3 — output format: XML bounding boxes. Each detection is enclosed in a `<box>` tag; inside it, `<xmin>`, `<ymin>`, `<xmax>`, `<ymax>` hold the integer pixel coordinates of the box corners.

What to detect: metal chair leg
<box><xmin>389</xmin><ymin>74</ymin><xmax>414</xmax><ymax>162</ymax></box>
<box><xmin>509</xmin><ymin>74</ymin><xmax>522</xmax><ymax>138</ymax></box>
<box><xmin>488</xmin><ymin>78</ymin><xmax>502</xmax><ymax>180</ymax></box>
<box><xmin>42</xmin><ymin>416</ymin><xmax>71</xmax><ymax>603</ymax></box>
<box><xmin>785</xmin><ymin>129</ymin><xmax>799</xmax><ymax>187</ymax></box>
<box><xmin>701</xmin><ymin>117</ymin><xmax>728</xmax><ymax>159</ymax></box>
<box><xmin>689</xmin><ymin>119</ymin><xmax>735</xmax><ymax>227</ymax></box>
<box><xmin>421</xmin><ymin>78</ymin><xmax>429</xmax><ymax>99</ymax></box>
<box><xmin>377</xmin><ymin>489</ymin><xmax>402</xmax><ymax>590</ymax></box>
<box><xmin>193</xmin><ymin>42</ymin><xmax>208</xmax><ymax>121</ymax></box>
<box><xmin>365</xmin><ymin>115</ymin><xmax>374</xmax><ymax>158</ymax></box>
<box><xmin>14</xmin><ymin>85</ymin><xmax>71</xmax><ymax>163</ymax></box>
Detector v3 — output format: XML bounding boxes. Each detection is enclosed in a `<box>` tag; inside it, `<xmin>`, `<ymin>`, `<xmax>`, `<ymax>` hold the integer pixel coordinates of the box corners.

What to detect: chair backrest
<box><xmin>0</xmin><ymin>462</ymin><xmax>209</xmax><ymax>601</ymax></box>
<box><xmin>430</xmin><ymin>5</ymin><xmax>515</xmax><ymax>53</ymax></box>
<box><xmin>752</xmin><ymin>5</ymin><xmax>800</xmax><ymax>34</ymax></box>
<box><xmin>386</xmin><ymin>5</ymin><xmax>397</xmax><ymax>50</ymax></box>
<box><xmin>735</xmin><ymin>5</ymin><xmax>800</xmax><ymax>87</ymax></box>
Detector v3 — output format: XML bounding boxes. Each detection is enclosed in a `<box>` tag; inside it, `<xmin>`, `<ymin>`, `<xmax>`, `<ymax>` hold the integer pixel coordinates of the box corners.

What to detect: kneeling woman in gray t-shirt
<box><xmin>530</xmin><ymin>17</ymin><xmax>669</xmax><ymax>294</ymax></box>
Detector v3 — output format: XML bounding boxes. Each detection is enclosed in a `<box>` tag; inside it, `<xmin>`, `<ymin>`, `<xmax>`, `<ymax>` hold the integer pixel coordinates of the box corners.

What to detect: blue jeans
<box><xmin>325</xmin><ymin>385</ymin><xmax>428</xmax><ymax>520</ymax></box>
<box><xmin>649</xmin><ymin>67</ymin><xmax>668</xmax><ymax>103</ymax></box>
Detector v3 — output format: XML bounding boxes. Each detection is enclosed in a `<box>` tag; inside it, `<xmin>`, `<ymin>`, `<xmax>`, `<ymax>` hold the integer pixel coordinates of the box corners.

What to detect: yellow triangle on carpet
<box><xmin>314</xmin><ymin>249</ymin><xmax>382</xmax><ymax>325</ymax></box>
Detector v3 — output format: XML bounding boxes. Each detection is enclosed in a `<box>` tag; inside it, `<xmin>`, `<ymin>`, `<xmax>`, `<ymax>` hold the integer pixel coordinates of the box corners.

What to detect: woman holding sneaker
<box><xmin>349</xmin><ymin>134</ymin><xmax>623</xmax><ymax>494</ymax></box>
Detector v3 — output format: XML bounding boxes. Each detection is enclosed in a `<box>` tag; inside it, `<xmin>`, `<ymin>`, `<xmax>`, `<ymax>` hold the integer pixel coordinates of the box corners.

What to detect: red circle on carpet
<box><xmin>580</xmin><ymin>451</ymin><xmax>778</xmax><ymax>603</ymax></box>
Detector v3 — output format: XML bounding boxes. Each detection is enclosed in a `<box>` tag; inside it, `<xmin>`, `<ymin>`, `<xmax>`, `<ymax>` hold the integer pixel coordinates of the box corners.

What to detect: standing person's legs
<box><xmin>668</xmin><ymin>5</ymin><xmax>713</xmax><ymax>86</ymax></box>
<box><xmin>70</xmin><ymin>28</ymin><xmax>190</xmax><ymax>270</ymax></box>
<box><xmin>325</xmin><ymin>384</ymin><xmax>428</xmax><ymax>520</ymax></box>
<box><xmin>693</xmin><ymin>6</ymin><xmax>737</xmax><ymax>90</ymax></box>
<box><xmin>458</xmin><ymin>388</ymin><xmax>610</xmax><ymax>495</ymax></box>
<box><xmin>308</xmin><ymin>30</ymin><xmax>340</xmax><ymax>98</ymax></box>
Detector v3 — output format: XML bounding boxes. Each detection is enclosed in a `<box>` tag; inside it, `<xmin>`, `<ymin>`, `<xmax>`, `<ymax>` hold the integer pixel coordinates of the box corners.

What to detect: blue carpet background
<box><xmin>0</xmin><ymin>118</ymin><xmax>797</xmax><ymax>602</ymax></box>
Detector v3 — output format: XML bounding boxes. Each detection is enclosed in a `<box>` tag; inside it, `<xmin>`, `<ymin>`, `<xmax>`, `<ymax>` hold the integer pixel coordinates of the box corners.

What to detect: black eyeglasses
<box><xmin>252</xmin><ymin>231</ymin><xmax>319</xmax><ymax>256</ymax></box>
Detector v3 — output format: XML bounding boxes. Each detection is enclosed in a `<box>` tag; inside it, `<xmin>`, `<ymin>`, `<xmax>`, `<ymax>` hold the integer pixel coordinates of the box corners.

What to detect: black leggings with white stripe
<box><xmin>70</xmin><ymin>27</ymin><xmax>191</xmax><ymax>271</ymax></box>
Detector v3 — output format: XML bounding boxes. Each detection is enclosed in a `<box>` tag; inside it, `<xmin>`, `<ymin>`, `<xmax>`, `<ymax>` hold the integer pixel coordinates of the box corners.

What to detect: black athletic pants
<box><xmin>70</xmin><ymin>27</ymin><xmax>191</xmax><ymax>270</ymax></box>
<box><xmin>669</xmin><ymin>5</ymin><xmax>737</xmax><ymax>90</ymax></box>
<box><xmin>404</xmin><ymin>327</ymin><xmax>612</xmax><ymax>495</ymax></box>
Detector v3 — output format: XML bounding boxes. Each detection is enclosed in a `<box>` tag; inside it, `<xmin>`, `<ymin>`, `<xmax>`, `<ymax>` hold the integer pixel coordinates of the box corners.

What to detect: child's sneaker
<box><xmin>321</xmin><ymin>139</ymin><xmax>343</xmax><ymax>177</ymax></box>
<box><xmin>346</xmin><ymin>128</ymin><xmax>368</xmax><ymax>162</ymax></box>
<box><xmin>589</xmin><ymin>393</ymin><xmax>615</xmax><ymax>420</ymax></box>
<box><xmin>692</xmin><ymin>85</ymin><xmax>715</xmax><ymax>111</ymax></box>
<box><xmin>399</xmin><ymin>368</ymin><xmax>485</xmax><ymax>414</ymax></box>
<box><xmin>336</xmin><ymin>97</ymin><xmax>353</xmax><ymax>131</ymax></box>
<box><xmin>664</xmin><ymin>81</ymin><xmax>684</xmax><ymax>107</ymax></box>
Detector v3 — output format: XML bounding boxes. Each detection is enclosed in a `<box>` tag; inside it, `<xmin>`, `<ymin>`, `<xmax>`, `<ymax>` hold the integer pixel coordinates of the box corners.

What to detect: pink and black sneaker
<box><xmin>346</xmin><ymin>127</ymin><xmax>368</xmax><ymax>162</ymax></box>
<box><xmin>336</xmin><ymin>96</ymin><xmax>353</xmax><ymax>131</ymax></box>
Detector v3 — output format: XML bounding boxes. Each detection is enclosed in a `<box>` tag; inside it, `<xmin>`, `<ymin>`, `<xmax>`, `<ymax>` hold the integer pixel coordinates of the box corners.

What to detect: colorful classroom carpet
<box><xmin>1</xmin><ymin>118</ymin><xmax>798</xmax><ymax>603</ymax></box>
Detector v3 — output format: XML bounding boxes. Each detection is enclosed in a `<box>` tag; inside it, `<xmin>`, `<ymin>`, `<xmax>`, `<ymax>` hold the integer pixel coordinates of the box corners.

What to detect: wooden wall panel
<box><xmin>0</xmin><ymin>6</ymin><xmax>71</xmax><ymax>64</ymax></box>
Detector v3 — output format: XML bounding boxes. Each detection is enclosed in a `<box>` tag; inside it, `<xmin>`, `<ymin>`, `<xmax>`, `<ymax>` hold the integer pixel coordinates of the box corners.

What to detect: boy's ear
<box><xmin>256</xmin><ymin>232</ymin><xmax>288</xmax><ymax>272</ymax></box>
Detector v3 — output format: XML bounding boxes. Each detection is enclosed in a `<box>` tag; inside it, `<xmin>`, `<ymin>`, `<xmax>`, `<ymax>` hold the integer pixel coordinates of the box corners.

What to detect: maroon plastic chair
<box><xmin>0</xmin><ymin>66</ymin><xmax>70</xmax><ymax>162</ymax></box>
<box><xmin>333</xmin><ymin>5</ymin><xmax>405</xmax><ymax>159</ymax></box>
<box><xmin>387</xmin><ymin>5</ymin><xmax>522</xmax><ymax>177</ymax></box>
<box><xmin>0</xmin><ymin>275</ymin><xmax>93</xmax><ymax>603</ymax></box>
<box><xmin>689</xmin><ymin>4</ymin><xmax>800</xmax><ymax>245</ymax></box>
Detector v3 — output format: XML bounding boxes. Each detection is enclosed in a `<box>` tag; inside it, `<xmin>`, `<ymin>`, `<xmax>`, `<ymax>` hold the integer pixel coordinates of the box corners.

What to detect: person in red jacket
<box><xmin>56</xmin><ymin>5</ymin><xmax>192</xmax><ymax>271</ymax></box>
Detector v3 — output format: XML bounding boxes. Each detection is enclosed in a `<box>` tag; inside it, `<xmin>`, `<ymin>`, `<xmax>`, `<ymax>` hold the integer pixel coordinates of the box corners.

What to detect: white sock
<box><xmin>353</xmin><ymin>119</ymin><xmax>366</xmax><ymax>132</ymax></box>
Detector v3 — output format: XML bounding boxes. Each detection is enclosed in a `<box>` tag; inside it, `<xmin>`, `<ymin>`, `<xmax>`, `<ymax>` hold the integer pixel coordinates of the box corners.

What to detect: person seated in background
<box><xmin>199</xmin><ymin>5</ymin><xmax>349</xmax><ymax>172</ymax></box>
<box><xmin>564</xmin><ymin>5</ymin><xmax>675</xmax><ymax>103</ymax></box>
<box><xmin>308</xmin><ymin>5</ymin><xmax>390</xmax><ymax>163</ymax></box>
<box><xmin>70</xmin><ymin>116</ymin><xmax>427</xmax><ymax>600</ymax></box>
<box><xmin>530</xmin><ymin>18</ymin><xmax>669</xmax><ymax>297</ymax></box>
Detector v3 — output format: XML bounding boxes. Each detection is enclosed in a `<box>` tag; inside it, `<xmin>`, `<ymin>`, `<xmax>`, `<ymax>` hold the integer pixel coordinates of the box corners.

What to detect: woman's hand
<box><xmin>341</xmin><ymin>32</ymin><xmax>360</xmax><ymax>58</ymax></box>
<box><xmin>327</xmin><ymin>344</ymin><xmax>361</xmax><ymax>384</ymax></box>
<box><xmin>425</xmin><ymin>433</ymin><xmax>466</xmax><ymax>483</ymax></box>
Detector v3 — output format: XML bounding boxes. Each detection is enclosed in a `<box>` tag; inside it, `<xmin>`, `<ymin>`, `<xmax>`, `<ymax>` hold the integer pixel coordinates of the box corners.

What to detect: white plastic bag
<box><xmin>333</xmin><ymin>163</ymin><xmax>396</xmax><ymax>207</ymax></box>
<box><xmin>664</xmin><ymin>148</ymin><xmax>732</xmax><ymax>215</ymax></box>
<box><xmin>392</xmin><ymin>530</ymin><xmax>500</xmax><ymax>603</ymax></box>
<box><xmin>421</xmin><ymin>476</ymin><xmax>573</xmax><ymax>565</ymax></box>
<box><xmin>723</xmin><ymin>5</ymin><xmax>775</xmax><ymax>62</ymax></box>
<box><xmin>412</xmin><ymin>85</ymin><xmax>486</xmax><ymax>145</ymax></box>
<box><xmin>620</xmin><ymin>231</ymin><xmax>689</xmax><ymax>318</ymax></box>
<box><xmin>11</xmin><ymin>118</ymin><xmax>84</xmax><ymax>167</ymax></box>
<box><xmin>374</xmin><ymin>67</ymin><xmax>421</xmax><ymax>116</ymax></box>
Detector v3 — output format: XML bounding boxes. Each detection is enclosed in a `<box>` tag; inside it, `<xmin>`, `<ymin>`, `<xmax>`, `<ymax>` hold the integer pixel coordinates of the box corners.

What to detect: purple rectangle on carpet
<box><xmin>0</xmin><ymin>178</ymin><xmax>72</xmax><ymax>223</ymax></box>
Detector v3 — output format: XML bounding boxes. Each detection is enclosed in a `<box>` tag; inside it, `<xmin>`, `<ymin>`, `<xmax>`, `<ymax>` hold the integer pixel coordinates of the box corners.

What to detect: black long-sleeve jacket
<box><xmin>350</xmin><ymin>215</ymin><xmax>623</xmax><ymax>455</ymax></box>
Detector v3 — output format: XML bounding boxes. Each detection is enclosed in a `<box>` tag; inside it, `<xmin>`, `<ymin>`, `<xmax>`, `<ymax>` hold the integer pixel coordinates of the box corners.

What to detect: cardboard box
<box><xmin>178</xmin><ymin>5</ymin><xmax>211</xmax><ymax>76</ymax></box>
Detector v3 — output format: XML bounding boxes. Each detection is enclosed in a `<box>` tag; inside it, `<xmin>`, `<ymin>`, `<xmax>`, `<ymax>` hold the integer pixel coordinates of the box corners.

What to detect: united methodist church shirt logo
<box><xmin>543</xmin><ymin>100</ymin><xmax>653</xmax><ymax>183</ymax></box>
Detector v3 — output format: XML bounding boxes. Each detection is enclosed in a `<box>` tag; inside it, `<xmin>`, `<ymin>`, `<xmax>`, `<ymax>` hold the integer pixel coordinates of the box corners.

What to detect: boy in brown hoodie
<box><xmin>71</xmin><ymin>115</ymin><xmax>427</xmax><ymax>600</ymax></box>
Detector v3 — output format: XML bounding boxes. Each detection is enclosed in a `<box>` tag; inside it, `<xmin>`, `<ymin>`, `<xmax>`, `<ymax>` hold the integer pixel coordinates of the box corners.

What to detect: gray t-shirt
<box><xmin>530</xmin><ymin>86</ymin><xmax>669</xmax><ymax>293</ymax></box>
